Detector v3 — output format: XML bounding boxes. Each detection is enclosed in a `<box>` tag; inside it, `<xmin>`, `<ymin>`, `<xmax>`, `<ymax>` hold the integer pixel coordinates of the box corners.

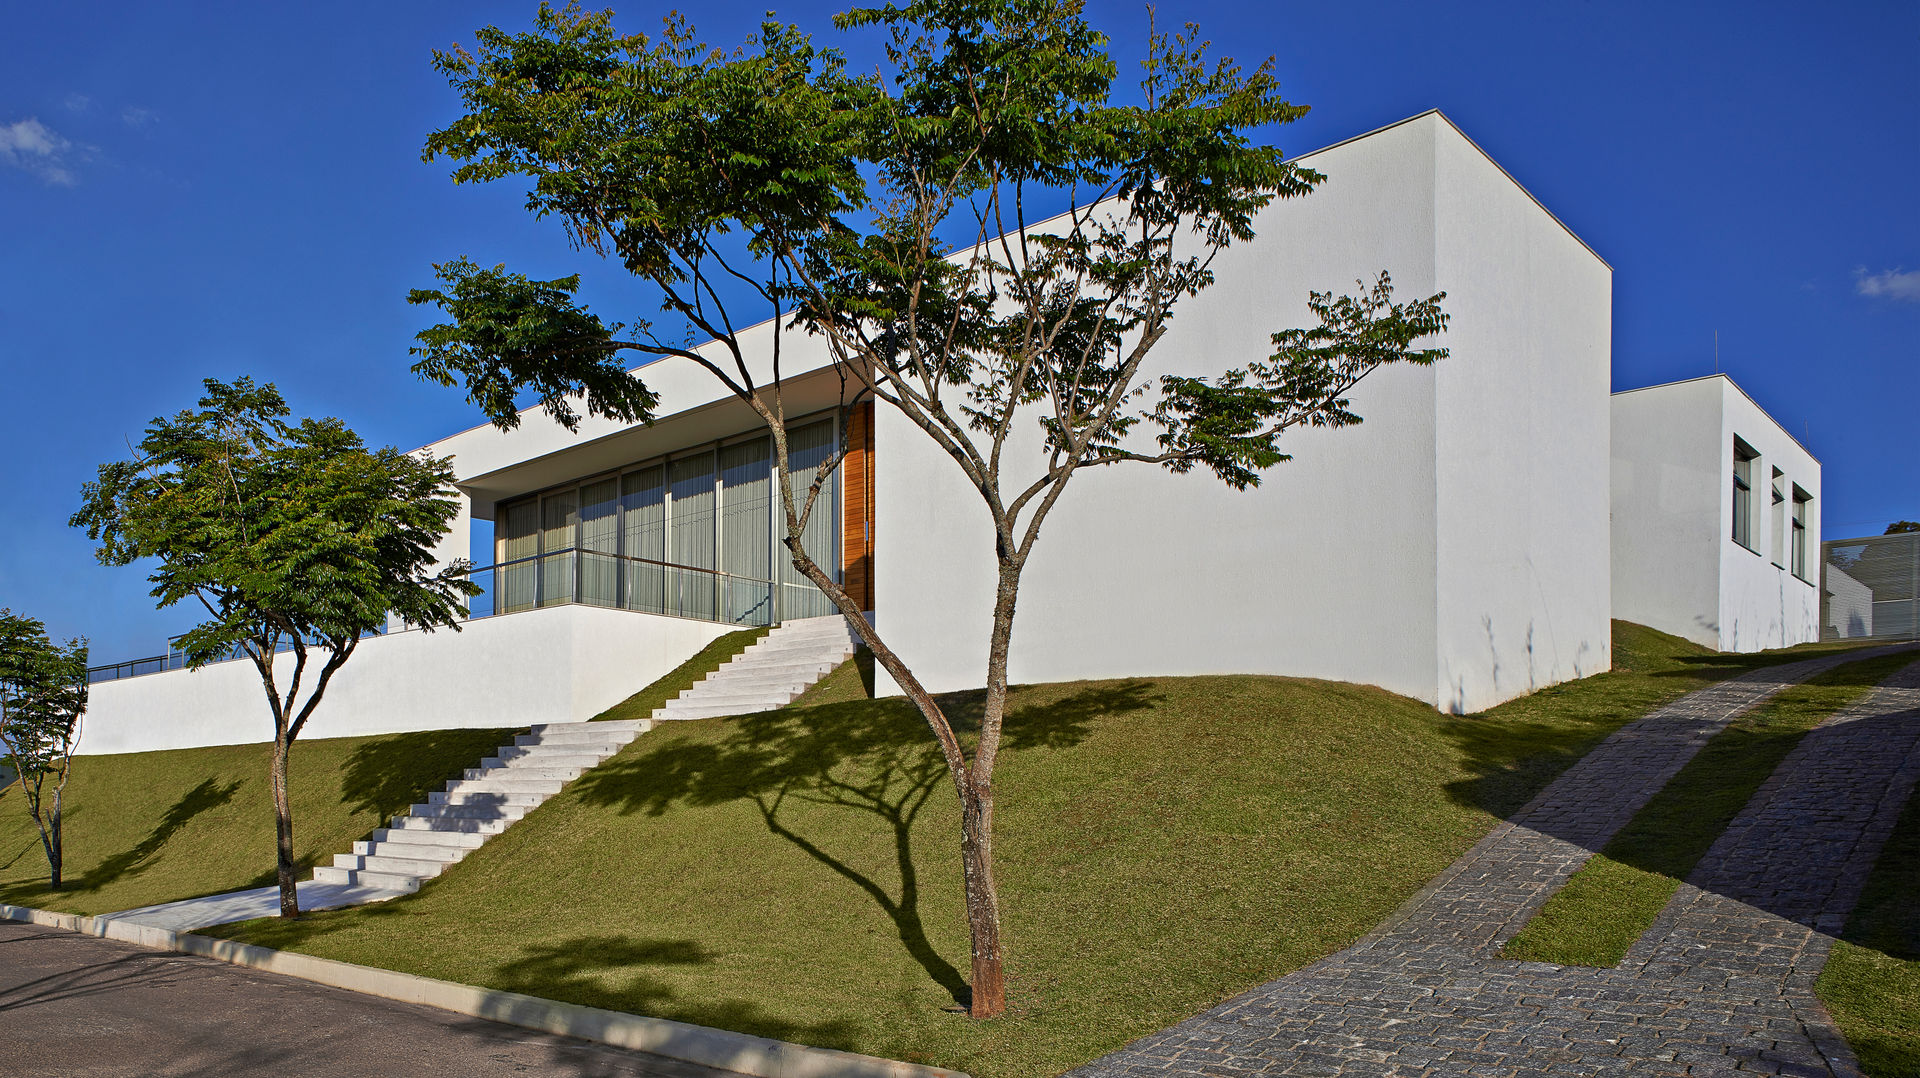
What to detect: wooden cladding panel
<box><xmin>842</xmin><ymin>400</ymin><xmax>875</xmax><ymax>611</ymax></box>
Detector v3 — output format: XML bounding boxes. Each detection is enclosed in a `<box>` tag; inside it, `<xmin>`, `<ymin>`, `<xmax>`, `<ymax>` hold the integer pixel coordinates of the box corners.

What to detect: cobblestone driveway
<box><xmin>1074</xmin><ymin>648</ymin><xmax>1920</xmax><ymax>1078</ymax></box>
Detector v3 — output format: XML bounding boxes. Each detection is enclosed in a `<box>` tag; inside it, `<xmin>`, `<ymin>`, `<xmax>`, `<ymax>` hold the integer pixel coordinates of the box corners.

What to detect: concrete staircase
<box><xmin>307</xmin><ymin>615</ymin><xmax>862</xmax><ymax>896</ymax></box>
<box><xmin>311</xmin><ymin>718</ymin><xmax>652</xmax><ymax>894</ymax></box>
<box><xmin>652</xmin><ymin>614</ymin><xmax>861</xmax><ymax>721</ymax></box>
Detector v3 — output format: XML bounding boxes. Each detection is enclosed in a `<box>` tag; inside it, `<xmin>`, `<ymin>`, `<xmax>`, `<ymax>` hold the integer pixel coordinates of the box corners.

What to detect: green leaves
<box><xmin>70</xmin><ymin>379</ymin><xmax>479</xmax><ymax>677</ymax></box>
<box><xmin>409</xmin><ymin>258</ymin><xmax>655</xmax><ymax>432</ymax></box>
<box><xmin>1153</xmin><ymin>273</ymin><xmax>1449</xmax><ymax>489</ymax></box>
<box><xmin>0</xmin><ymin>610</ymin><xmax>87</xmax><ymax>778</ymax></box>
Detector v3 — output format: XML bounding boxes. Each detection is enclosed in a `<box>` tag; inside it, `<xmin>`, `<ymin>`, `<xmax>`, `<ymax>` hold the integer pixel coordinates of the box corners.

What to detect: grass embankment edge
<box><xmin>590</xmin><ymin>626</ymin><xmax>772</xmax><ymax>721</ymax></box>
<box><xmin>1501</xmin><ymin>649</ymin><xmax>1920</xmax><ymax>968</ymax></box>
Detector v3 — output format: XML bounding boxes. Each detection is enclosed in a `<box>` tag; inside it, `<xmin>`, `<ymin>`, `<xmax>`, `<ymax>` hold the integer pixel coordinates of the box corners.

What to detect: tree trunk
<box><xmin>47</xmin><ymin>798</ymin><xmax>62</xmax><ymax>891</ymax></box>
<box><xmin>270</xmin><ymin>735</ymin><xmax>299</xmax><ymax>918</ymax></box>
<box><xmin>960</xmin><ymin>782</ymin><xmax>1005</xmax><ymax>1016</ymax></box>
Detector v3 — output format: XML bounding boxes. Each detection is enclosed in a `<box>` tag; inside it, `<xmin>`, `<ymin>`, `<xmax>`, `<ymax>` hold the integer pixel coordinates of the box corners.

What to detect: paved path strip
<box><xmin>1073</xmin><ymin>646</ymin><xmax>1919</xmax><ymax>1078</ymax></box>
<box><xmin>0</xmin><ymin>918</ymin><xmax>733</xmax><ymax>1078</ymax></box>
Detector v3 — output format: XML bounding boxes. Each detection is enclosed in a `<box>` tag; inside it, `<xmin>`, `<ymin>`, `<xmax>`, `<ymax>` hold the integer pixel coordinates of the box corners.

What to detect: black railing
<box><xmin>84</xmin><ymin>552</ymin><xmax>831</xmax><ymax>685</ymax></box>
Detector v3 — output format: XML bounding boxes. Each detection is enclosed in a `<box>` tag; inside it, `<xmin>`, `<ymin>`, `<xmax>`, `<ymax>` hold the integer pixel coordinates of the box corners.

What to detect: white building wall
<box><xmin>1431</xmin><ymin>123</ymin><xmax>1614</xmax><ymax>712</ymax></box>
<box><xmin>1610</xmin><ymin>379</ymin><xmax>1724</xmax><ymax>648</ymax></box>
<box><xmin>82</xmin><ymin>606</ymin><xmax>730</xmax><ymax>755</ymax></box>
<box><xmin>874</xmin><ymin>112</ymin><xmax>1610</xmax><ymax>711</ymax></box>
<box><xmin>1610</xmin><ymin>375</ymin><xmax>1821</xmax><ymax>652</ymax></box>
<box><xmin>1715</xmin><ymin>381</ymin><xmax>1822</xmax><ymax>651</ymax></box>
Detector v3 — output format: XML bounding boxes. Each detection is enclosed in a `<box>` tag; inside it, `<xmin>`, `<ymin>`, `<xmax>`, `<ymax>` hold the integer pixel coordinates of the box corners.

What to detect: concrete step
<box><xmin>333</xmin><ymin>852</ymin><xmax>451</xmax><ymax>878</ymax></box>
<box><xmin>408</xmin><ymin>802</ymin><xmax>530</xmax><ymax>822</ymax></box>
<box><xmin>464</xmin><ymin>765</ymin><xmax>585</xmax><ymax>781</ymax></box>
<box><xmin>740</xmin><ymin>638</ymin><xmax>854</xmax><ymax>659</ymax></box>
<box><xmin>480</xmin><ymin>753</ymin><xmax>606</xmax><ymax>768</ymax></box>
<box><xmin>369</xmin><ymin>827</ymin><xmax>487</xmax><ymax>849</ymax></box>
<box><xmin>311</xmin><ymin>865</ymin><xmax>423</xmax><ymax>892</ymax></box>
<box><xmin>654</xmin><ymin>701</ymin><xmax>791</xmax><ymax>721</ymax></box>
<box><xmin>526</xmin><ymin>719</ymin><xmax>651</xmax><ymax>738</ymax></box>
<box><xmin>662</xmin><ymin>690</ymin><xmax>801</xmax><ymax>710</ymax></box>
<box><xmin>388</xmin><ymin>815</ymin><xmax>510</xmax><ymax>836</ymax></box>
<box><xmin>518</xmin><ymin>726</ymin><xmax>645</xmax><ymax>745</ymax></box>
<box><xmin>688</xmin><ymin>659</ymin><xmax>840</xmax><ymax>682</ymax></box>
<box><xmin>429</xmin><ymin>789</ymin><xmax>550</xmax><ymax>807</ymax></box>
<box><xmin>440</xmin><ymin>775</ymin><xmax>568</xmax><ymax>795</ymax></box>
<box><xmin>353</xmin><ymin>839</ymin><xmax>468</xmax><ymax>863</ymax></box>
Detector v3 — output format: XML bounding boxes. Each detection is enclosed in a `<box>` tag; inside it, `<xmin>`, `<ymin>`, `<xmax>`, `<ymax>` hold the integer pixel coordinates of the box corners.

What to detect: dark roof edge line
<box><xmin>1612</xmin><ymin>373</ymin><xmax>1822</xmax><ymax>464</ymax></box>
<box><xmin>1308</xmin><ymin>109</ymin><xmax>1611</xmax><ymax>272</ymax></box>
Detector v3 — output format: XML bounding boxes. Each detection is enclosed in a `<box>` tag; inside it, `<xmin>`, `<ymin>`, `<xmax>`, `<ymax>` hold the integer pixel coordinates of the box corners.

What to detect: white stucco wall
<box><xmin>82</xmin><ymin>606</ymin><xmax>730</xmax><ymax>755</ymax></box>
<box><xmin>1431</xmin><ymin>121</ymin><xmax>1614</xmax><ymax>712</ymax></box>
<box><xmin>1610</xmin><ymin>375</ymin><xmax>1821</xmax><ymax>652</ymax></box>
<box><xmin>872</xmin><ymin>112</ymin><xmax>1611</xmax><ymax>711</ymax></box>
<box><xmin>1715</xmin><ymin>380</ymin><xmax>1821</xmax><ymax>651</ymax></box>
<box><xmin>1610</xmin><ymin>378</ymin><xmax>1724</xmax><ymax>648</ymax></box>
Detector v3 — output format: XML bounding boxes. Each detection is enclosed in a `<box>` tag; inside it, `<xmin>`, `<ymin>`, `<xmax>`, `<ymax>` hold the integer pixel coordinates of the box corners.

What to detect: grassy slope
<box><xmin>1503</xmin><ymin>649</ymin><xmax>1920</xmax><ymax>966</ymax></box>
<box><xmin>590</xmin><ymin>627</ymin><xmax>771</xmax><ymax>721</ymax></box>
<box><xmin>203</xmin><ymin>622</ymin><xmax>1859</xmax><ymax>1077</ymax></box>
<box><xmin>0</xmin><ymin>727</ymin><xmax>513</xmax><ymax>915</ymax></box>
<box><xmin>1818</xmin><ymin>777</ymin><xmax>1920</xmax><ymax>1078</ymax></box>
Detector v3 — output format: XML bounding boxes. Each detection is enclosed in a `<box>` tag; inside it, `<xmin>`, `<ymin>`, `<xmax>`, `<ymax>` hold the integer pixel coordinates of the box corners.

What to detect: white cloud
<box><xmin>0</xmin><ymin>117</ymin><xmax>76</xmax><ymax>186</ymax></box>
<box><xmin>1855</xmin><ymin>267</ymin><xmax>1920</xmax><ymax>303</ymax></box>
<box><xmin>63</xmin><ymin>92</ymin><xmax>91</xmax><ymax>113</ymax></box>
<box><xmin>120</xmin><ymin>105</ymin><xmax>157</xmax><ymax>129</ymax></box>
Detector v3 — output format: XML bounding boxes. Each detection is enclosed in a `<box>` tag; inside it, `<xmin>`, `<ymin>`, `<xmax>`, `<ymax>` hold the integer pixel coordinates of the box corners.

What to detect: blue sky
<box><xmin>2</xmin><ymin>0</ymin><xmax>1915</xmax><ymax>663</ymax></box>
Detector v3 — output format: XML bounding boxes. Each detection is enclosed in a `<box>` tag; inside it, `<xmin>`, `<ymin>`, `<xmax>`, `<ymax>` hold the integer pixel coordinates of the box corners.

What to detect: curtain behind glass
<box><xmin>539</xmin><ymin>490</ymin><xmax>578</xmax><ymax>607</ymax></box>
<box><xmin>669</xmin><ymin>452</ymin><xmax>717</xmax><ymax>620</ymax></box>
<box><xmin>720</xmin><ymin>436</ymin><xmax>774</xmax><ymax>625</ymax></box>
<box><xmin>578</xmin><ymin>477</ymin><xmax>620</xmax><ymax>608</ymax></box>
<box><xmin>778</xmin><ymin>420</ymin><xmax>842</xmax><ymax>619</ymax></box>
<box><xmin>499</xmin><ymin>500</ymin><xmax>539</xmax><ymax>614</ymax></box>
<box><xmin>622</xmin><ymin>465</ymin><xmax>667</xmax><ymax>615</ymax></box>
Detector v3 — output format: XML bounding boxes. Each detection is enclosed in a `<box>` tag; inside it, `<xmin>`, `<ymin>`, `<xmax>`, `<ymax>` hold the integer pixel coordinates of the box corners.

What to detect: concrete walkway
<box><xmin>1073</xmin><ymin>647</ymin><xmax>1920</xmax><ymax>1078</ymax></box>
<box><xmin>0</xmin><ymin>919</ymin><xmax>739</xmax><ymax>1077</ymax></box>
<box><xmin>98</xmin><ymin>880</ymin><xmax>409</xmax><ymax>932</ymax></box>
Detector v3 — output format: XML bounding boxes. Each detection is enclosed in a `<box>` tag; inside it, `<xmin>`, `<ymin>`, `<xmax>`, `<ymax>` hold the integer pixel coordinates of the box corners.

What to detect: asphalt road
<box><xmin>0</xmin><ymin>920</ymin><xmax>740</xmax><ymax>1078</ymax></box>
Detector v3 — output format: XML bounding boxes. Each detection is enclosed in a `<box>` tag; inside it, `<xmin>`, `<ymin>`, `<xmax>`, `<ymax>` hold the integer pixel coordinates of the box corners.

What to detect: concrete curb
<box><xmin>1</xmin><ymin>903</ymin><xmax>967</xmax><ymax>1078</ymax></box>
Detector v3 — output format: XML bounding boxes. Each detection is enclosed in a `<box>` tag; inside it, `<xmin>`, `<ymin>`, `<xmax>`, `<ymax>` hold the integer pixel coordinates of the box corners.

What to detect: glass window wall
<box><xmin>492</xmin><ymin>418</ymin><xmax>841</xmax><ymax>627</ymax></box>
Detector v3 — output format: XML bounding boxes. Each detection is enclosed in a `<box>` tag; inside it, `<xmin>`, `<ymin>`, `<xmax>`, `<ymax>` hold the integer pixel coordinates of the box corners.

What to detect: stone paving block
<box><xmin>1070</xmin><ymin>648</ymin><xmax>1920</xmax><ymax>1078</ymax></box>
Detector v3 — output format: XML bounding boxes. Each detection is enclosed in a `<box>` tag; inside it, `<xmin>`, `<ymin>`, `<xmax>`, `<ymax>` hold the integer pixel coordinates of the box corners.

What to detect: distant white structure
<box><xmin>84</xmin><ymin>110</ymin><xmax>1836</xmax><ymax>754</ymax></box>
<box><xmin>1610</xmin><ymin>375</ymin><xmax>1822</xmax><ymax>652</ymax></box>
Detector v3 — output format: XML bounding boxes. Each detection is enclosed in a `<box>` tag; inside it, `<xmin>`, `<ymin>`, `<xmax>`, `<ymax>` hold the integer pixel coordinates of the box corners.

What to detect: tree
<box><xmin>1886</xmin><ymin>521</ymin><xmax>1919</xmax><ymax>534</ymax></box>
<box><xmin>0</xmin><ymin>611</ymin><xmax>88</xmax><ymax>890</ymax></box>
<box><xmin>72</xmin><ymin>379</ymin><xmax>479</xmax><ymax>917</ymax></box>
<box><xmin>410</xmin><ymin>0</ymin><xmax>1448</xmax><ymax>1015</ymax></box>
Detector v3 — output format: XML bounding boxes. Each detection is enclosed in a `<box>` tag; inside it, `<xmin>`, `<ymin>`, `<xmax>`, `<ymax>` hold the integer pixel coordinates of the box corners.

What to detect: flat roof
<box><xmin>1611</xmin><ymin>373</ymin><xmax>1821</xmax><ymax>463</ymax></box>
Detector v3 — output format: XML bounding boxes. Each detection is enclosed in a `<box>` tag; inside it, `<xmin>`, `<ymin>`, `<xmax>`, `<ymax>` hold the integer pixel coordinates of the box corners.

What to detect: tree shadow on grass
<box><xmin>572</xmin><ymin>680</ymin><xmax>1157</xmax><ymax>1008</ymax></box>
<box><xmin>74</xmin><ymin>778</ymin><xmax>242</xmax><ymax>893</ymax></box>
<box><xmin>338</xmin><ymin>727</ymin><xmax>521</xmax><ymax>820</ymax></box>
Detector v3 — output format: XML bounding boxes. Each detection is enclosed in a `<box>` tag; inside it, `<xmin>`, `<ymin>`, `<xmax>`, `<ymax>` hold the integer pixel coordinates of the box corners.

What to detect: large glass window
<box><xmin>489</xmin><ymin>418</ymin><xmax>843</xmax><ymax>628</ymax></box>
<box><xmin>1732</xmin><ymin>440</ymin><xmax>1756</xmax><ymax>550</ymax></box>
<box><xmin>621</xmin><ymin>465</ymin><xmax>667</xmax><ymax>615</ymax></box>
<box><xmin>1792</xmin><ymin>489</ymin><xmax>1811</xmax><ymax>581</ymax></box>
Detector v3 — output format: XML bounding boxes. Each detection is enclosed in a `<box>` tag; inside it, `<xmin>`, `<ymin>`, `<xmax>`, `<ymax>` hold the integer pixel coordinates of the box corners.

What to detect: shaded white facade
<box><xmin>1610</xmin><ymin>375</ymin><xmax>1822</xmax><ymax>652</ymax></box>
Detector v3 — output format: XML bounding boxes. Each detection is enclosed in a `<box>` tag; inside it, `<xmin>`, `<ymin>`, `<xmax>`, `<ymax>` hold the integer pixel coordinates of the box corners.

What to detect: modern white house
<box><xmin>78</xmin><ymin>109</ymin><xmax>1824</xmax><ymax>755</ymax></box>
<box><xmin>1609</xmin><ymin>375</ymin><xmax>1822</xmax><ymax>652</ymax></box>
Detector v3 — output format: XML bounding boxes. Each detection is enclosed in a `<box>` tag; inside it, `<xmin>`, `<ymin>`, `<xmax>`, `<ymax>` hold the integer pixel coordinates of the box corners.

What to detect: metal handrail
<box><xmin>85</xmin><ymin>550</ymin><xmax>801</xmax><ymax>684</ymax></box>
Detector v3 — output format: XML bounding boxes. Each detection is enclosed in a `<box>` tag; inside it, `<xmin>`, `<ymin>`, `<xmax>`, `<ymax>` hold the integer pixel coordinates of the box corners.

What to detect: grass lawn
<box><xmin>1501</xmin><ymin>649</ymin><xmax>1918</xmax><ymax>967</ymax></box>
<box><xmin>199</xmin><ymin>622</ymin><xmax>1864</xmax><ymax>1077</ymax></box>
<box><xmin>0</xmin><ymin>726</ymin><xmax>512</xmax><ymax>916</ymax></box>
<box><xmin>590</xmin><ymin>627</ymin><xmax>771</xmax><ymax>721</ymax></box>
<box><xmin>1818</xmin><ymin>777</ymin><xmax>1920</xmax><ymax>1078</ymax></box>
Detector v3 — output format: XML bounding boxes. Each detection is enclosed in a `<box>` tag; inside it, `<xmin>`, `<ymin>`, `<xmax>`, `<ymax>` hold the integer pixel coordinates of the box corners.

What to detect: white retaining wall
<box><xmin>82</xmin><ymin>606</ymin><xmax>730</xmax><ymax>755</ymax></box>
